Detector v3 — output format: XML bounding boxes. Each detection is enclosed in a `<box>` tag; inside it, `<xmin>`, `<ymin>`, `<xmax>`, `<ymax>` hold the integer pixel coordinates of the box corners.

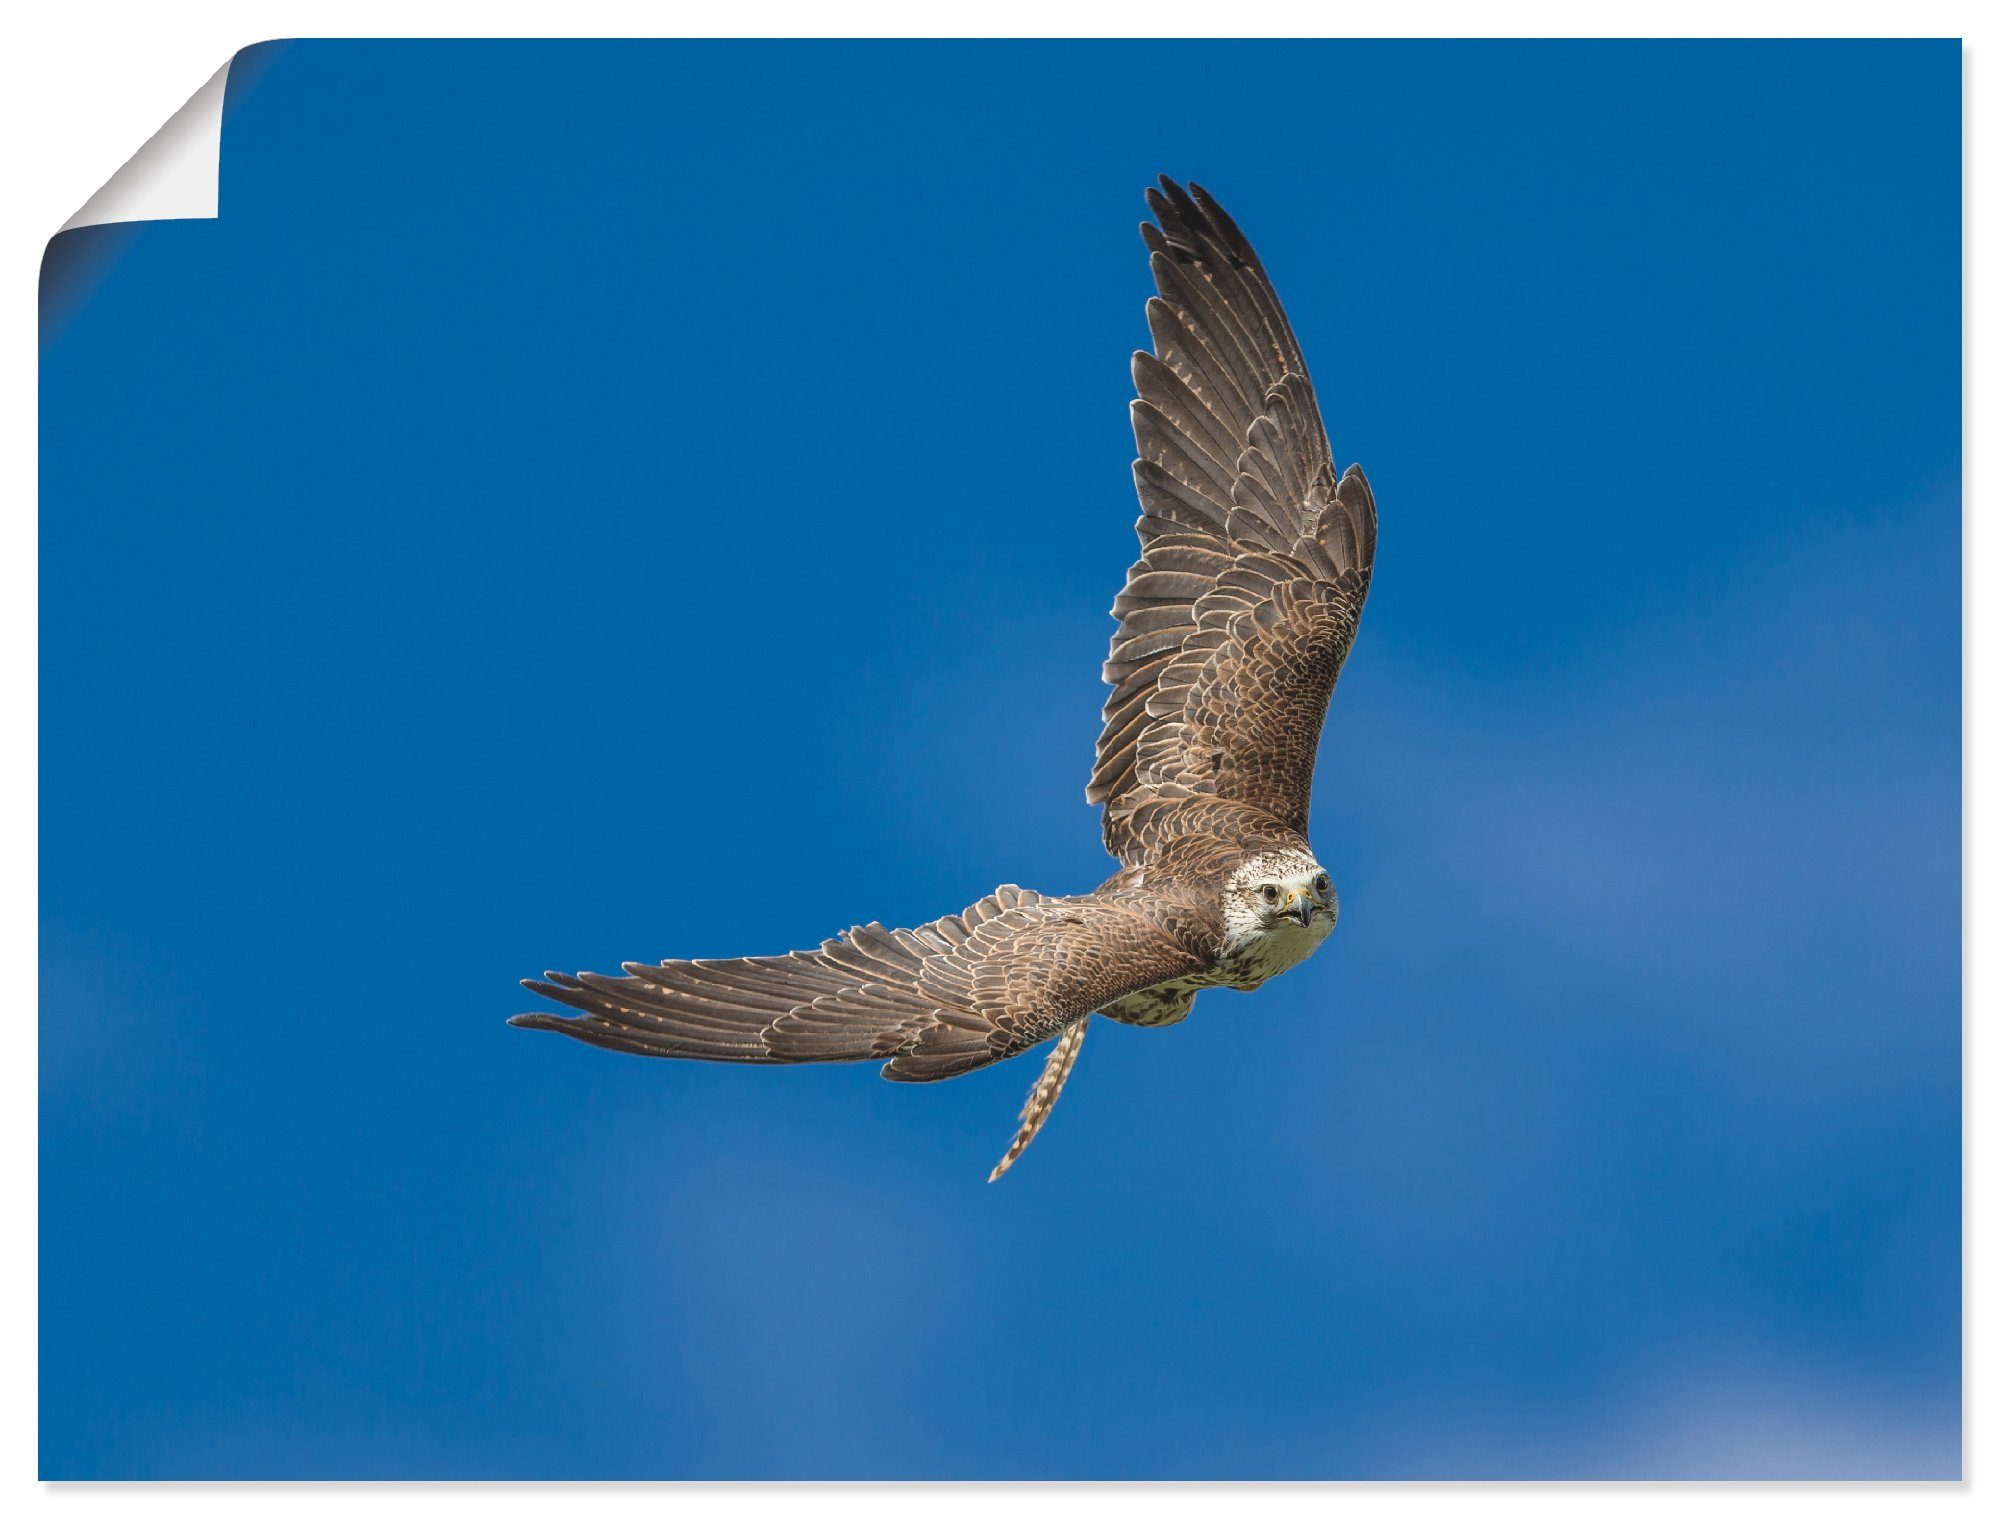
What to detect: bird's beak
<box><xmin>1284</xmin><ymin>888</ymin><xmax>1315</xmax><ymax>928</ymax></box>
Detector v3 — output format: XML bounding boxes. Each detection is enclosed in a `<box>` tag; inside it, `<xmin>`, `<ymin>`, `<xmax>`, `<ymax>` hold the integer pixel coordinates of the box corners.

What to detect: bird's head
<box><xmin>1221</xmin><ymin>848</ymin><xmax>1338</xmax><ymax>952</ymax></box>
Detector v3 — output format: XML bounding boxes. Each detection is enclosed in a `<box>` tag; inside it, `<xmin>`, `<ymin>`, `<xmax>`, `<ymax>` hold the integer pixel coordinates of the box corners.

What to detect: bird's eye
<box><xmin>1314</xmin><ymin>873</ymin><xmax>1329</xmax><ymax>895</ymax></box>
<box><xmin>1258</xmin><ymin>884</ymin><xmax>1280</xmax><ymax>904</ymax></box>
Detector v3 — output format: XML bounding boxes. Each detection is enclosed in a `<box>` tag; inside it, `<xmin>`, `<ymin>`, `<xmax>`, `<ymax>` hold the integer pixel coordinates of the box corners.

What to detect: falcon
<box><xmin>512</xmin><ymin>178</ymin><xmax>1378</xmax><ymax>1180</ymax></box>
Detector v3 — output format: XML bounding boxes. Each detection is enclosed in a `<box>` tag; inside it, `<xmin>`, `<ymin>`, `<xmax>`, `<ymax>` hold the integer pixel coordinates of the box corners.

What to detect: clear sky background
<box><xmin>40</xmin><ymin>40</ymin><xmax>1960</xmax><ymax>1478</ymax></box>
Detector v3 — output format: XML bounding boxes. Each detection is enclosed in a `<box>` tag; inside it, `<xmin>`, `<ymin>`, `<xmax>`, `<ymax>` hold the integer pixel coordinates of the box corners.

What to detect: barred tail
<box><xmin>988</xmin><ymin>1017</ymin><xmax>1090</xmax><ymax>1182</ymax></box>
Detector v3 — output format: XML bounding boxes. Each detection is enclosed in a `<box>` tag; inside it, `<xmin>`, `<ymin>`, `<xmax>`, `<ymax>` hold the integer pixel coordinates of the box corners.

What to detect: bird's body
<box><xmin>513</xmin><ymin>179</ymin><xmax>1378</xmax><ymax>1179</ymax></box>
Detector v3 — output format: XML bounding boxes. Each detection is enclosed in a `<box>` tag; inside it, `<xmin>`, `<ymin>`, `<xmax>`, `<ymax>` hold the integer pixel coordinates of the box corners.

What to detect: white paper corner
<box><xmin>60</xmin><ymin>57</ymin><xmax>234</xmax><ymax>234</ymax></box>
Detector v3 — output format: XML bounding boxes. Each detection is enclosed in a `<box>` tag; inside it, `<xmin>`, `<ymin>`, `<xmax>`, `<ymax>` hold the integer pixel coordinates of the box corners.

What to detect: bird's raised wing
<box><xmin>1090</xmin><ymin>179</ymin><xmax>1377</xmax><ymax>864</ymax></box>
<box><xmin>512</xmin><ymin>885</ymin><xmax>1203</xmax><ymax>1084</ymax></box>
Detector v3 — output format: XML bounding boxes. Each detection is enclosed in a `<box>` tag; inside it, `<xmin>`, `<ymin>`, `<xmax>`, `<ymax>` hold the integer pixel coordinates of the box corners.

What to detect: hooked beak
<box><xmin>1282</xmin><ymin>888</ymin><xmax>1316</xmax><ymax>928</ymax></box>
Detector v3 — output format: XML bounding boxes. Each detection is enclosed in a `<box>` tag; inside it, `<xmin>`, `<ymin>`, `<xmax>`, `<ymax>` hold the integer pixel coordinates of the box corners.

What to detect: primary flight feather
<box><xmin>512</xmin><ymin>178</ymin><xmax>1378</xmax><ymax>1180</ymax></box>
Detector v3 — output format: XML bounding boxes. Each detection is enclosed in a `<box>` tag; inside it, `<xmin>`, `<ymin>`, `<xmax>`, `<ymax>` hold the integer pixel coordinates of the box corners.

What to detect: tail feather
<box><xmin>988</xmin><ymin>1017</ymin><xmax>1090</xmax><ymax>1182</ymax></box>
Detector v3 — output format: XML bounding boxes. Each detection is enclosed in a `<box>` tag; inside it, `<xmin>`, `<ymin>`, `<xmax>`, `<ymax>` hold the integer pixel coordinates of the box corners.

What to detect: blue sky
<box><xmin>40</xmin><ymin>40</ymin><xmax>1959</xmax><ymax>1477</ymax></box>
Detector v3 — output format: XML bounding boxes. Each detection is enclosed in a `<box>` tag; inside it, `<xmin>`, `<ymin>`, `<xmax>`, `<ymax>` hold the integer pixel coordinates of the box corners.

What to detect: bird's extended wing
<box><xmin>512</xmin><ymin>885</ymin><xmax>1203</xmax><ymax>1085</ymax></box>
<box><xmin>1090</xmin><ymin>178</ymin><xmax>1377</xmax><ymax>864</ymax></box>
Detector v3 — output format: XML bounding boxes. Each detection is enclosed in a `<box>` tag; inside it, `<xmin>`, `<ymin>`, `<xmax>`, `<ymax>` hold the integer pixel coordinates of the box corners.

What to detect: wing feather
<box><xmin>1091</xmin><ymin>178</ymin><xmax>1377</xmax><ymax>863</ymax></box>
<box><xmin>513</xmin><ymin>889</ymin><xmax>1204</xmax><ymax>1086</ymax></box>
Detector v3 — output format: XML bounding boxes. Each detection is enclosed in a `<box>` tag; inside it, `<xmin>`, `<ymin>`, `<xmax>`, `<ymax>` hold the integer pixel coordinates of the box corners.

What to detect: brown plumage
<box><xmin>512</xmin><ymin>179</ymin><xmax>1378</xmax><ymax>1179</ymax></box>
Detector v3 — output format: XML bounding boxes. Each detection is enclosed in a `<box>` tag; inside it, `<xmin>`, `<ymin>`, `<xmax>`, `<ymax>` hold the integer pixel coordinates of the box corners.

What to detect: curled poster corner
<box><xmin>60</xmin><ymin>56</ymin><xmax>233</xmax><ymax>232</ymax></box>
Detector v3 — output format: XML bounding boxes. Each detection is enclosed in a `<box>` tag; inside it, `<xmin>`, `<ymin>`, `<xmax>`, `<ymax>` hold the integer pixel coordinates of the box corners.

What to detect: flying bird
<box><xmin>512</xmin><ymin>178</ymin><xmax>1377</xmax><ymax>1180</ymax></box>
